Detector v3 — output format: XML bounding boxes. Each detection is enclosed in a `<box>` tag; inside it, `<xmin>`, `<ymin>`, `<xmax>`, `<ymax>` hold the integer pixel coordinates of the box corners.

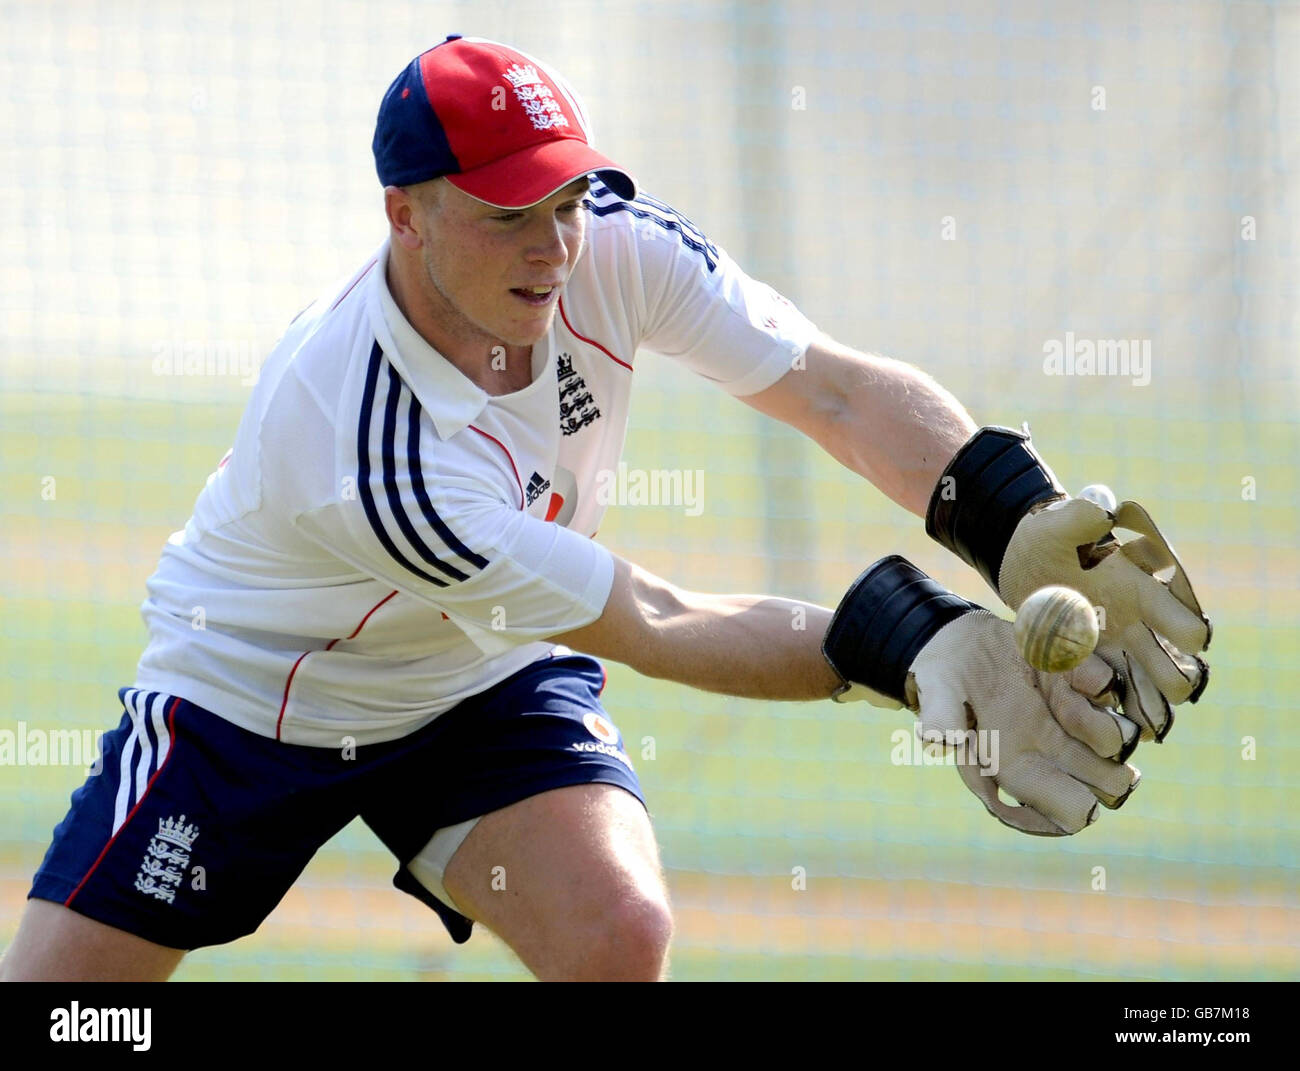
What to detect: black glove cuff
<box><xmin>925</xmin><ymin>425</ymin><xmax>1066</xmax><ymax>592</ymax></box>
<box><xmin>822</xmin><ymin>555</ymin><xmax>982</xmax><ymax>704</ymax></box>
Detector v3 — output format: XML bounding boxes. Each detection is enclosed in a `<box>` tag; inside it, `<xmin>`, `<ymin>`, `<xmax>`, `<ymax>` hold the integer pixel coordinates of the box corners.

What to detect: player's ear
<box><xmin>384</xmin><ymin>185</ymin><xmax>424</xmax><ymax>250</ymax></box>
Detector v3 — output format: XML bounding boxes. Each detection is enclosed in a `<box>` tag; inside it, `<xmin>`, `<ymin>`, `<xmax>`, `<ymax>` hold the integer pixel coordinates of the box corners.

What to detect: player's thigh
<box><xmin>442</xmin><ymin>782</ymin><xmax>671</xmax><ymax>976</ymax></box>
<box><xmin>1</xmin><ymin>899</ymin><xmax>184</xmax><ymax>982</ymax></box>
<box><xmin>27</xmin><ymin>689</ymin><xmax>362</xmax><ymax>972</ymax></box>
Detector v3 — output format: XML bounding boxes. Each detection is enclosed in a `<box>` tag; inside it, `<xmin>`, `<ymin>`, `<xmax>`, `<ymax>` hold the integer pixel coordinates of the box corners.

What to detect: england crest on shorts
<box><xmin>133</xmin><ymin>814</ymin><xmax>199</xmax><ymax>905</ymax></box>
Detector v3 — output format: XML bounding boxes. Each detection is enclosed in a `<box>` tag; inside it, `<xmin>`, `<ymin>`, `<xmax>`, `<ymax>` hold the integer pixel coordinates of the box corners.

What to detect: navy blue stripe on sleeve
<box><xmin>380</xmin><ymin>365</ymin><xmax>473</xmax><ymax>582</ymax></box>
<box><xmin>406</xmin><ymin>392</ymin><xmax>491</xmax><ymax>570</ymax></box>
<box><xmin>356</xmin><ymin>341</ymin><xmax>450</xmax><ymax>588</ymax></box>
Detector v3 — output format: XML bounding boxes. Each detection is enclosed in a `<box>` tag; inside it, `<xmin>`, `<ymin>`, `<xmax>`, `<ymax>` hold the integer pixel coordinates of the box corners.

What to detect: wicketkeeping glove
<box><xmin>926</xmin><ymin>426</ymin><xmax>1211</xmax><ymax>741</ymax></box>
<box><xmin>823</xmin><ymin>556</ymin><xmax>1141</xmax><ymax>836</ymax></box>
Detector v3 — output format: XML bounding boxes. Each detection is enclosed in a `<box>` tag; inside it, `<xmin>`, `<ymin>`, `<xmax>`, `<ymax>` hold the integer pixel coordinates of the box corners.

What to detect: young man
<box><xmin>2</xmin><ymin>36</ymin><xmax>1209</xmax><ymax>982</ymax></box>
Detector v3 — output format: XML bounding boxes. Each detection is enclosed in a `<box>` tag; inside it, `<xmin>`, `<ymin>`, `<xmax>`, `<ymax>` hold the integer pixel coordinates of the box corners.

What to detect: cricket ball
<box><xmin>1078</xmin><ymin>484</ymin><xmax>1117</xmax><ymax>512</ymax></box>
<box><xmin>1014</xmin><ymin>585</ymin><xmax>1100</xmax><ymax>673</ymax></box>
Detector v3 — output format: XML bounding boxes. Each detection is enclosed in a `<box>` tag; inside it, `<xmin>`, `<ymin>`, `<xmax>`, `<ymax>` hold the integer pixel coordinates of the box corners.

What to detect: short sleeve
<box><xmin>630</xmin><ymin>193</ymin><xmax>820</xmax><ymax>396</ymax></box>
<box><xmin>293</xmin><ymin>478</ymin><xmax>615</xmax><ymax>647</ymax></box>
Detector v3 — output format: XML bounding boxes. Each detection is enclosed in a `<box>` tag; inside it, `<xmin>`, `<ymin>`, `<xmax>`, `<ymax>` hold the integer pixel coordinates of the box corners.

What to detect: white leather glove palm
<box><xmin>909</xmin><ymin>611</ymin><xmax>1140</xmax><ymax>836</ymax></box>
<box><xmin>824</xmin><ymin>556</ymin><xmax>1139</xmax><ymax>838</ymax></box>
<box><xmin>926</xmin><ymin>427</ymin><xmax>1212</xmax><ymax>743</ymax></box>
<box><xmin>999</xmin><ymin>497</ymin><xmax>1209</xmax><ymax>740</ymax></box>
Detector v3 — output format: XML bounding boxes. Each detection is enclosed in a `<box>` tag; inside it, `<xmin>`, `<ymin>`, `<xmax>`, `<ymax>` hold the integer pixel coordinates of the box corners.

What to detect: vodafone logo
<box><xmin>583</xmin><ymin>712</ymin><xmax>619</xmax><ymax>745</ymax></box>
<box><xmin>573</xmin><ymin>713</ymin><xmax>631</xmax><ymax>770</ymax></box>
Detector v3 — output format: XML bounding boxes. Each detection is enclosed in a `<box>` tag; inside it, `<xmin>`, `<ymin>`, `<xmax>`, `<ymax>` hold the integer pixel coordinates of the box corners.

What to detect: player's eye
<box><xmin>491</xmin><ymin>211</ymin><xmax>525</xmax><ymax>223</ymax></box>
<box><xmin>558</xmin><ymin>200</ymin><xmax>585</xmax><ymax>215</ymax></box>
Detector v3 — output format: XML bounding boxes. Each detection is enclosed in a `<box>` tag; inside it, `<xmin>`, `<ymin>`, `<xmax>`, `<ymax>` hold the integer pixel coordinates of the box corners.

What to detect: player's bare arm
<box><xmin>552</xmin><ymin>556</ymin><xmax>841</xmax><ymax>701</ymax></box>
<box><xmin>741</xmin><ymin>332</ymin><xmax>978</xmax><ymax>518</ymax></box>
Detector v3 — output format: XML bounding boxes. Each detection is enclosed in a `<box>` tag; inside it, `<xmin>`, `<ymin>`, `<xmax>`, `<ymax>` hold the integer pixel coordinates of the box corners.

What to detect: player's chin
<box><xmin>498</xmin><ymin>304</ymin><xmax>558</xmax><ymax>344</ymax></box>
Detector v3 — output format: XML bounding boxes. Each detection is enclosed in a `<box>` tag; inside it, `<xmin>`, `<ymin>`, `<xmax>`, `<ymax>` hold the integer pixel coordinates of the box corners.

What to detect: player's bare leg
<box><xmin>441</xmin><ymin>783</ymin><xmax>673</xmax><ymax>981</ymax></box>
<box><xmin>0</xmin><ymin>898</ymin><xmax>185</xmax><ymax>981</ymax></box>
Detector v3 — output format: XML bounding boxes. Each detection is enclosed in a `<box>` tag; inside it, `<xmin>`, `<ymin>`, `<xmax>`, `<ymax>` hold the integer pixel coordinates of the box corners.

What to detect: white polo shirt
<box><xmin>134</xmin><ymin>182</ymin><xmax>820</xmax><ymax>745</ymax></box>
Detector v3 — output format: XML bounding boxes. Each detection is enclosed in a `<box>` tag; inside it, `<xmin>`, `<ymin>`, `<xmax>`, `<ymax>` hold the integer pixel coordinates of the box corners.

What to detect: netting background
<box><xmin>2</xmin><ymin>0</ymin><xmax>1297</xmax><ymax>980</ymax></box>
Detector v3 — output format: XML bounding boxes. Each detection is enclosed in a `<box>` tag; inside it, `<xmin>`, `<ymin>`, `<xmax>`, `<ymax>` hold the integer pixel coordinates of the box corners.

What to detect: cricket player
<box><xmin>2</xmin><ymin>36</ymin><xmax>1209</xmax><ymax>982</ymax></box>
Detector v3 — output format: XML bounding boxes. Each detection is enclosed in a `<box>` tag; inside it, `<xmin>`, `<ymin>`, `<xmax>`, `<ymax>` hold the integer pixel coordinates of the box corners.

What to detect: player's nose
<box><xmin>524</xmin><ymin>216</ymin><xmax>571</xmax><ymax>266</ymax></box>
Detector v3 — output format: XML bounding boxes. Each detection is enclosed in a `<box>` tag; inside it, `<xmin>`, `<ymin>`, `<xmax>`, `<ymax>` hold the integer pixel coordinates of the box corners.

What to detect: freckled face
<box><xmin>417</xmin><ymin>178</ymin><xmax>589</xmax><ymax>351</ymax></box>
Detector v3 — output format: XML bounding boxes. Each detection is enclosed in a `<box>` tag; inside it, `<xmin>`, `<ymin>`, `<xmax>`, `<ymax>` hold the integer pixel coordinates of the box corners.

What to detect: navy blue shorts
<box><xmin>28</xmin><ymin>653</ymin><xmax>643</xmax><ymax>950</ymax></box>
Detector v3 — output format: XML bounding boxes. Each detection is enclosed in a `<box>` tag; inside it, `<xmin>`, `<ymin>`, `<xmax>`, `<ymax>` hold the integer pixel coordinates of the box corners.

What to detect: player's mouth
<box><xmin>510</xmin><ymin>284</ymin><xmax>559</xmax><ymax>307</ymax></box>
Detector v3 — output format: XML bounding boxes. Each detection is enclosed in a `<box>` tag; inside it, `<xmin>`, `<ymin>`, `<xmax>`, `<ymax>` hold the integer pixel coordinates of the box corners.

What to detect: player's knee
<box><xmin>571</xmin><ymin>893</ymin><xmax>673</xmax><ymax>981</ymax></box>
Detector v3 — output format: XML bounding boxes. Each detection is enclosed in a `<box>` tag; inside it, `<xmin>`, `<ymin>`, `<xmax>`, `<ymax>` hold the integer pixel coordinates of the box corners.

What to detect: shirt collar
<box><xmin>368</xmin><ymin>238</ymin><xmax>488</xmax><ymax>440</ymax></box>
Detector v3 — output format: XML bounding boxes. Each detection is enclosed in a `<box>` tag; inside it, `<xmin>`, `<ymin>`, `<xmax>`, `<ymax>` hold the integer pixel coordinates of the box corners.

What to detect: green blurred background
<box><xmin>2</xmin><ymin>0</ymin><xmax>1297</xmax><ymax>980</ymax></box>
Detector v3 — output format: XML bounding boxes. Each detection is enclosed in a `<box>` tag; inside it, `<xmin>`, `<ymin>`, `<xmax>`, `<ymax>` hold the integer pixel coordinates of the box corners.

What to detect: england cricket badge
<box><xmin>557</xmin><ymin>352</ymin><xmax>601</xmax><ymax>436</ymax></box>
<box><xmin>133</xmin><ymin>815</ymin><xmax>199</xmax><ymax>905</ymax></box>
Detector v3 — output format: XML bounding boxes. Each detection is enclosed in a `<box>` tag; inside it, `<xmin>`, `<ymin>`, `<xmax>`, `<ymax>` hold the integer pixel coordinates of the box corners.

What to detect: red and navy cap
<box><xmin>373</xmin><ymin>35</ymin><xmax>637</xmax><ymax>209</ymax></box>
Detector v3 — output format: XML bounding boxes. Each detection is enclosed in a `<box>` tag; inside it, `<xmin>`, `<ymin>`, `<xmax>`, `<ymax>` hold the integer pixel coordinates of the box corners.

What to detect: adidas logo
<box><xmin>525</xmin><ymin>471</ymin><xmax>551</xmax><ymax>507</ymax></box>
